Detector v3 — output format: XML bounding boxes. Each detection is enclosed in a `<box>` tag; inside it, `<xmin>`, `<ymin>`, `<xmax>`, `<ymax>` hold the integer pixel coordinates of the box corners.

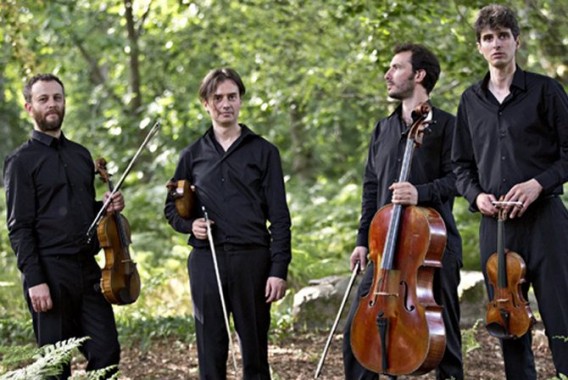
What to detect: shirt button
<box><xmin>501</xmin><ymin>156</ymin><xmax>506</xmax><ymax>160</ymax></box>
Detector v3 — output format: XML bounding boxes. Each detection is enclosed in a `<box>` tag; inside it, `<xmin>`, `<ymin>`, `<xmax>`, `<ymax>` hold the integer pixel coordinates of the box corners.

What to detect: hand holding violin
<box><xmin>103</xmin><ymin>191</ymin><xmax>125</xmax><ymax>213</ymax></box>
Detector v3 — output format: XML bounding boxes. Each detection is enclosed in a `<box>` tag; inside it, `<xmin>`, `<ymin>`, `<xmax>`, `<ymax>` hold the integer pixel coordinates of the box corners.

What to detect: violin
<box><xmin>166</xmin><ymin>179</ymin><xmax>196</xmax><ymax>219</ymax></box>
<box><xmin>485</xmin><ymin>201</ymin><xmax>535</xmax><ymax>339</ymax></box>
<box><xmin>350</xmin><ymin>103</ymin><xmax>446</xmax><ymax>376</ymax></box>
<box><xmin>96</xmin><ymin>158</ymin><xmax>141</xmax><ymax>305</ymax></box>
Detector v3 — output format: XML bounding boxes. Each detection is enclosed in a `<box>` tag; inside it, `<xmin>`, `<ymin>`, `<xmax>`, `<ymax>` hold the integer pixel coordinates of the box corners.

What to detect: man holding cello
<box><xmin>452</xmin><ymin>4</ymin><xmax>568</xmax><ymax>379</ymax></box>
<box><xmin>343</xmin><ymin>44</ymin><xmax>463</xmax><ymax>379</ymax></box>
<box><xmin>3</xmin><ymin>73</ymin><xmax>123</xmax><ymax>379</ymax></box>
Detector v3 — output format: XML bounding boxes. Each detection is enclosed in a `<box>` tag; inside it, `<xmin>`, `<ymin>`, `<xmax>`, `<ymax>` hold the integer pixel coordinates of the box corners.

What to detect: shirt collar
<box><xmin>480</xmin><ymin>65</ymin><xmax>526</xmax><ymax>94</ymax></box>
<box><xmin>31</xmin><ymin>129</ymin><xmax>65</xmax><ymax>148</ymax></box>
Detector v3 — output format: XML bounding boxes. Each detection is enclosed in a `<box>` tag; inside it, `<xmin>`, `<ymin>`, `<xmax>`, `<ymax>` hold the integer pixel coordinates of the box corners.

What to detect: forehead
<box><xmin>30</xmin><ymin>80</ymin><xmax>64</xmax><ymax>97</ymax></box>
<box><xmin>480</xmin><ymin>26</ymin><xmax>513</xmax><ymax>37</ymax></box>
<box><xmin>390</xmin><ymin>51</ymin><xmax>412</xmax><ymax>66</ymax></box>
<box><xmin>212</xmin><ymin>79</ymin><xmax>239</xmax><ymax>95</ymax></box>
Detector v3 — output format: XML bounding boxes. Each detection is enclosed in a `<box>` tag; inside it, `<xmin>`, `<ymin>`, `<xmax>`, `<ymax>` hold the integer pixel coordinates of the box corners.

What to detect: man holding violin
<box><xmin>343</xmin><ymin>44</ymin><xmax>463</xmax><ymax>379</ymax></box>
<box><xmin>164</xmin><ymin>68</ymin><xmax>291</xmax><ymax>379</ymax></box>
<box><xmin>3</xmin><ymin>73</ymin><xmax>123</xmax><ymax>379</ymax></box>
<box><xmin>452</xmin><ymin>4</ymin><xmax>568</xmax><ymax>379</ymax></box>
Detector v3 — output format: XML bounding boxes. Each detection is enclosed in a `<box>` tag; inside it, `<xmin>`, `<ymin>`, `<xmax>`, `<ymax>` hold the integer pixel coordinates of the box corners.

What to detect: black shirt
<box><xmin>164</xmin><ymin>124</ymin><xmax>292</xmax><ymax>279</ymax></box>
<box><xmin>4</xmin><ymin>130</ymin><xmax>102</xmax><ymax>287</ymax></box>
<box><xmin>357</xmin><ymin>104</ymin><xmax>462</xmax><ymax>258</ymax></box>
<box><xmin>452</xmin><ymin>67</ymin><xmax>568</xmax><ymax>208</ymax></box>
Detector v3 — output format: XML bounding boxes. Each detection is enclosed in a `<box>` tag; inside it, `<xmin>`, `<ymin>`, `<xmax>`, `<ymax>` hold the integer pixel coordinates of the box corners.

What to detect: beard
<box><xmin>33</xmin><ymin>107</ymin><xmax>65</xmax><ymax>132</ymax></box>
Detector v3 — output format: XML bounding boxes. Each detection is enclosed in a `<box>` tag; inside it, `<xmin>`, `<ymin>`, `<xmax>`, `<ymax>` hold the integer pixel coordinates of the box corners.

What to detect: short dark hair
<box><xmin>198</xmin><ymin>68</ymin><xmax>246</xmax><ymax>101</ymax></box>
<box><xmin>23</xmin><ymin>73</ymin><xmax>65</xmax><ymax>103</ymax></box>
<box><xmin>474</xmin><ymin>4</ymin><xmax>520</xmax><ymax>42</ymax></box>
<box><xmin>394</xmin><ymin>43</ymin><xmax>440</xmax><ymax>94</ymax></box>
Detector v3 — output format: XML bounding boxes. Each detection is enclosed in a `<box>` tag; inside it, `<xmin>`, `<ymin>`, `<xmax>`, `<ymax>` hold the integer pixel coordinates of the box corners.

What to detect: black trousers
<box><xmin>24</xmin><ymin>254</ymin><xmax>120</xmax><ymax>380</ymax></box>
<box><xmin>479</xmin><ymin>196</ymin><xmax>568</xmax><ymax>379</ymax></box>
<box><xmin>188</xmin><ymin>245</ymin><xmax>272</xmax><ymax>380</ymax></box>
<box><xmin>342</xmin><ymin>248</ymin><xmax>464</xmax><ymax>380</ymax></box>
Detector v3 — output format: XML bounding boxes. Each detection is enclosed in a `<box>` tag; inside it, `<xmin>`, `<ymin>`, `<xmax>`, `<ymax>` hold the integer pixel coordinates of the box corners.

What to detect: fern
<box><xmin>0</xmin><ymin>337</ymin><xmax>86</xmax><ymax>380</ymax></box>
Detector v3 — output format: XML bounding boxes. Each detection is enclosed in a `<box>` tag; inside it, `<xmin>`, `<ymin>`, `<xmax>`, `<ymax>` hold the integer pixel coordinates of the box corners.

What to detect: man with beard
<box><xmin>342</xmin><ymin>44</ymin><xmax>463</xmax><ymax>379</ymax></box>
<box><xmin>3</xmin><ymin>73</ymin><xmax>123</xmax><ymax>379</ymax></box>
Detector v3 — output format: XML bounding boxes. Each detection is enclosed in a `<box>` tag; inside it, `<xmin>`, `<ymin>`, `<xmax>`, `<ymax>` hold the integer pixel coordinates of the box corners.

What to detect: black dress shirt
<box><xmin>164</xmin><ymin>124</ymin><xmax>292</xmax><ymax>279</ymax></box>
<box><xmin>4</xmin><ymin>130</ymin><xmax>102</xmax><ymax>287</ymax></box>
<box><xmin>356</xmin><ymin>104</ymin><xmax>462</xmax><ymax>258</ymax></box>
<box><xmin>452</xmin><ymin>66</ymin><xmax>568</xmax><ymax>208</ymax></box>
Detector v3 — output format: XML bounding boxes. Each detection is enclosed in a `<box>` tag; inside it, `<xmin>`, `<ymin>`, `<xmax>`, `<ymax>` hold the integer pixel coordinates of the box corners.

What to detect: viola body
<box><xmin>351</xmin><ymin>204</ymin><xmax>447</xmax><ymax>375</ymax></box>
<box><xmin>98</xmin><ymin>210</ymin><xmax>140</xmax><ymax>305</ymax></box>
<box><xmin>166</xmin><ymin>179</ymin><xmax>196</xmax><ymax>219</ymax></box>
<box><xmin>485</xmin><ymin>249</ymin><xmax>534</xmax><ymax>339</ymax></box>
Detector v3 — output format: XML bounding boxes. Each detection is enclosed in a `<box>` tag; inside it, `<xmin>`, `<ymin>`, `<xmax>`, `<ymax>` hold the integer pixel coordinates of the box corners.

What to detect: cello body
<box><xmin>350</xmin><ymin>102</ymin><xmax>447</xmax><ymax>375</ymax></box>
<box><xmin>350</xmin><ymin>204</ymin><xmax>447</xmax><ymax>375</ymax></box>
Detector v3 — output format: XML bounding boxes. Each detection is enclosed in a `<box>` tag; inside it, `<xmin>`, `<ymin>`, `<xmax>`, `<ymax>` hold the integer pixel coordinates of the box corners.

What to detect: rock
<box><xmin>292</xmin><ymin>270</ymin><xmax>540</xmax><ymax>331</ymax></box>
<box><xmin>292</xmin><ymin>275</ymin><xmax>360</xmax><ymax>331</ymax></box>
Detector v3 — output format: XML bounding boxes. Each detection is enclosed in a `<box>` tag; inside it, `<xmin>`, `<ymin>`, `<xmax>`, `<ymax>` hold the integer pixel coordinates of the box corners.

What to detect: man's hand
<box><xmin>28</xmin><ymin>283</ymin><xmax>53</xmax><ymax>313</ymax></box>
<box><xmin>389</xmin><ymin>182</ymin><xmax>418</xmax><ymax>205</ymax></box>
<box><xmin>350</xmin><ymin>246</ymin><xmax>368</xmax><ymax>271</ymax></box>
<box><xmin>104</xmin><ymin>191</ymin><xmax>125</xmax><ymax>213</ymax></box>
<box><xmin>476</xmin><ymin>193</ymin><xmax>498</xmax><ymax>216</ymax></box>
<box><xmin>504</xmin><ymin>179</ymin><xmax>543</xmax><ymax>219</ymax></box>
<box><xmin>265</xmin><ymin>277</ymin><xmax>287</xmax><ymax>303</ymax></box>
<box><xmin>192</xmin><ymin>218</ymin><xmax>212</xmax><ymax>240</ymax></box>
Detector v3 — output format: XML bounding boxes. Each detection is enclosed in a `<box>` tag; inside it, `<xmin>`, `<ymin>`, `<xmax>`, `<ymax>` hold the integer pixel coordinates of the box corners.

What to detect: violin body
<box><xmin>166</xmin><ymin>179</ymin><xmax>196</xmax><ymax>219</ymax></box>
<box><xmin>351</xmin><ymin>204</ymin><xmax>446</xmax><ymax>375</ymax></box>
<box><xmin>98</xmin><ymin>212</ymin><xmax>140</xmax><ymax>305</ymax></box>
<box><xmin>95</xmin><ymin>157</ymin><xmax>140</xmax><ymax>305</ymax></box>
<box><xmin>485</xmin><ymin>216</ymin><xmax>535</xmax><ymax>339</ymax></box>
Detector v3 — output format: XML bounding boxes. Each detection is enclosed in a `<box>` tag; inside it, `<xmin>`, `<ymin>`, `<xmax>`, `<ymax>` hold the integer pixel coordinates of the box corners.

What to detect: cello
<box><xmin>350</xmin><ymin>102</ymin><xmax>446</xmax><ymax>376</ymax></box>
<box><xmin>485</xmin><ymin>200</ymin><xmax>535</xmax><ymax>339</ymax></box>
<box><xmin>96</xmin><ymin>158</ymin><xmax>141</xmax><ymax>305</ymax></box>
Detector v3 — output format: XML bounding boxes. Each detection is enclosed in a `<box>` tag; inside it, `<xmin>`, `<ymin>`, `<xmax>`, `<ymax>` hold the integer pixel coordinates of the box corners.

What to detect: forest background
<box><xmin>1</xmin><ymin>0</ymin><xmax>568</xmax><ymax>371</ymax></box>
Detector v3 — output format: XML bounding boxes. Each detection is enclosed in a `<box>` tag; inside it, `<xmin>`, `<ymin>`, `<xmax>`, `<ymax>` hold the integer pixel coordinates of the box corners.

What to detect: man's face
<box><xmin>477</xmin><ymin>27</ymin><xmax>519</xmax><ymax>69</ymax></box>
<box><xmin>25</xmin><ymin>80</ymin><xmax>66</xmax><ymax>132</ymax></box>
<box><xmin>384</xmin><ymin>51</ymin><xmax>417</xmax><ymax>100</ymax></box>
<box><xmin>203</xmin><ymin>80</ymin><xmax>241</xmax><ymax>128</ymax></box>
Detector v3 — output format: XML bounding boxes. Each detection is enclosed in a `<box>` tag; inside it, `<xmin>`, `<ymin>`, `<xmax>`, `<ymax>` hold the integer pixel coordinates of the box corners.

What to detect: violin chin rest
<box><xmin>486</xmin><ymin>322</ymin><xmax>514</xmax><ymax>339</ymax></box>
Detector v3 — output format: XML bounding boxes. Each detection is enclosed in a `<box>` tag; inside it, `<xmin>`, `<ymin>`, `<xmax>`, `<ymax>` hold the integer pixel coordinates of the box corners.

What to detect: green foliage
<box><xmin>0</xmin><ymin>337</ymin><xmax>118</xmax><ymax>380</ymax></box>
<box><xmin>116</xmin><ymin>314</ymin><xmax>194</xmax><ymax>351</ymax></box>
<box><xmin>2</xmin><ymin>0</ymin><xmax>568</xmax><ymax>366</ymax></box>
<box><xmin>287</xmin><ymin>176</ymin><xmax>362</xmax><ymax>288</ymax></box>
<box><xmin>461</xmin><ymin>319</ymin><xmax>482</xmax><ymax>355</ymax></box>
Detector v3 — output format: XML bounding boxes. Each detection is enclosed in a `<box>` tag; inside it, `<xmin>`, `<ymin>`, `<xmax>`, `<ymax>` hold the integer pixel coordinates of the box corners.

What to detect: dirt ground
<box><xmin>108</xmin><ymin>323</ymin><xmax>557</xmax><ymax>380</ymax></box>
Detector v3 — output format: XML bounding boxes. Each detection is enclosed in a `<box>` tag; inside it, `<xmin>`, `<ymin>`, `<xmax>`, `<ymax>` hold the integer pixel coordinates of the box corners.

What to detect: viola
<box><xmin>350</xmin><ymin>103</ymin><xmax>446</xmax><ymax>376</ymax></box>
<box><xmin>485</xmin><ymin>201</ymin><xmax>535</xmax><ymax>339</ymax></box>
<box><xmin>166</xmin><ymin>179</ymin><xmax>196</xmax><ymax>219</ymax></box>
<box><xmin>96</xmin><ymin>158</ymin><xmax>141</xmax><ymax>305</ymax></box>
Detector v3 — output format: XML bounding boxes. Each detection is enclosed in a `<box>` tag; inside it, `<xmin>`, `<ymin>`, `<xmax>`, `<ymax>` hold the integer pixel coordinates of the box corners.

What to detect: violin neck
<box><xmin>107</xmin><ymin>180</ymin><xmax>131</xmax><ymax>251</ymax></box>
<box><xmin>497</xmin><ymin>218</ymin><xmax>508</xmax><ymax>288</ymax></box>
